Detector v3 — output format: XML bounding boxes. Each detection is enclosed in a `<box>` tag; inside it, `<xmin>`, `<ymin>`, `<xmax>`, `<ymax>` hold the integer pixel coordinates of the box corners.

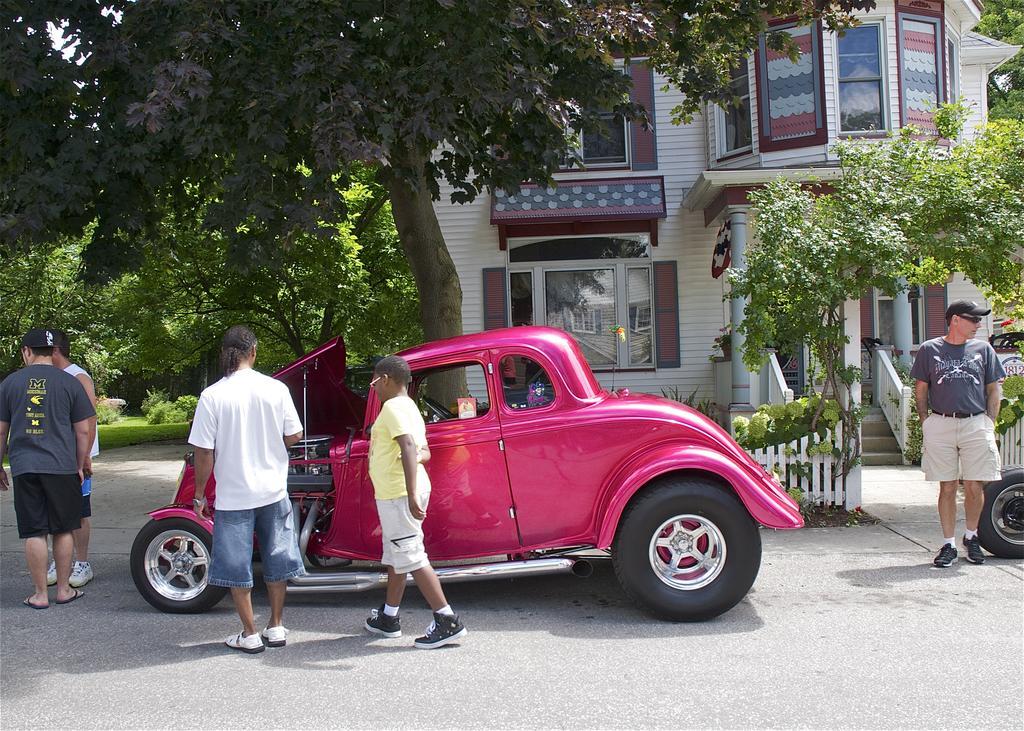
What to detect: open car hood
<box><xmin>272</xmin><ymin>336</ymin><xmax>366</xmax><ymax>436</ymax></box>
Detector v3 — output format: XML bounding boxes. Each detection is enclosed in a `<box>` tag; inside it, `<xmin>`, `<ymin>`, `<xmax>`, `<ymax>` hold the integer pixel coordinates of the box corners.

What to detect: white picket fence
<box><xmin>999</xmin><ymin>418</ymin><xmax>1024</xmax><ymax>468</ymax></box>
<box><xmin>749</xmin><ymin>423</ymin><xmax>846</xmax><ymax>506</ymax></box>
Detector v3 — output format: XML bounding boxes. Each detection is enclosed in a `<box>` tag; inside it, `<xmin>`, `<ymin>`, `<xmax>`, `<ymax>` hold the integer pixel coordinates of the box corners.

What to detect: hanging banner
<box><xmin>712</xmin><ymin>221</ymin><xmax>732</xmax><ymax>278</ymax></box>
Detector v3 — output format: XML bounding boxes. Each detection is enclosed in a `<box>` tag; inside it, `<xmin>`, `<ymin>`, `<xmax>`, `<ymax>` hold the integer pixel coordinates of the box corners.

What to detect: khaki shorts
<box><xmin>376</xmin><ymin>490</ymin><xmax>431</xmax><ymax>574</ymax></box>
<box><xmin>921</xmin><ymin>413</ymin><xmax>1002</xmax><ymax>482</ymax></box>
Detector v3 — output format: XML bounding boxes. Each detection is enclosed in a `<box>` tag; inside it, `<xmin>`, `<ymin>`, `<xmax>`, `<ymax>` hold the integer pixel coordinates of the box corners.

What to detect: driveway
<box><xmin>1</xmin><ymin>445</ymin><xmax>1021</xmax><ymax>729</ymax></box>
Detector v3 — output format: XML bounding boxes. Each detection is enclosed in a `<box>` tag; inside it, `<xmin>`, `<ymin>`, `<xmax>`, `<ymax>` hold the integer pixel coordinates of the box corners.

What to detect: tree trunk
<box><xmin>386</xmin><ymin>152</ymin><xmax>464</xmax><ymax>342</ymax></box>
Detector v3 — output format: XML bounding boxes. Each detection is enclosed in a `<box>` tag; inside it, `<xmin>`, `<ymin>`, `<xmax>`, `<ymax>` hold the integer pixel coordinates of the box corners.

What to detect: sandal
<box><xmin>23</xmin><ymin>598</ymin><xmax>48</xmax><ymax>610</ymax></box>
<box><xmin>54</xmin><ymin>589</ymin><xmax>84</xmax><ymax>605</ymax></box>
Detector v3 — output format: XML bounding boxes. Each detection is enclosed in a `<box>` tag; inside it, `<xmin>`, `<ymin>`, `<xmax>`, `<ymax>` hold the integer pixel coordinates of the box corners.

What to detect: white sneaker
<box><xmin>47</xmin><ymin>560</ymin><xmax>57</xmax><ymax>586</ymax></box>
<box><xmin>261</xmin><ymin>625</ymin><xmax>289</xmax><ymax>648</ymax></box>
<box><xmin>69</xmin><ymin>561</ymin><xmax>93</xmax><ymax>588</ymax></box>
<box><xmin>225</xmin><ymin>632</ymin><xmax>265</xmax><ymax>654</ymax></box>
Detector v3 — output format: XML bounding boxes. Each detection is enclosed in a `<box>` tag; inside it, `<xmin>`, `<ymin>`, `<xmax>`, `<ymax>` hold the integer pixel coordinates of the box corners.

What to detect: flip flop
<box><xmin>54</xmin><ymin>590</ymin><xmax>84</xmax><ymax>605</ymax></box>
<box><xmin>23</xmin><ymin>598</ymin><xmax>48</xmax><ymax>610</ymax></box>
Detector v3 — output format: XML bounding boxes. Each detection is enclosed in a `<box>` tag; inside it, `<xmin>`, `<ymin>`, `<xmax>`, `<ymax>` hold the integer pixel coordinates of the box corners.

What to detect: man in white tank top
<box><xmin>48</xmin><ymin>331</ymin><xmax>99</xmax><ymax>588</ymax></box>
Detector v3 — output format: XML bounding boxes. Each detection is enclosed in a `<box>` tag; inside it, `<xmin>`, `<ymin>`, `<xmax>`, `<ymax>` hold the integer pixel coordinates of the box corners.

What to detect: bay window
<box><xmin>838</xmin><ymin>24</ymin><xmax>887</xmax><ymax>132</ymax></box>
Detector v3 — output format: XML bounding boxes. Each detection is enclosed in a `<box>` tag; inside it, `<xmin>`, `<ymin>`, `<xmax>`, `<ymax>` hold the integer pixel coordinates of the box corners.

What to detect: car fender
<box><xmin>595</xmin><ymin>443</ymin><xmax>802</xmax><ymax>548</ymax></box>
<box><xmin>147</xmin><ymin>506</ymin><xmax>214</xmax><ymax>535</ymax></box>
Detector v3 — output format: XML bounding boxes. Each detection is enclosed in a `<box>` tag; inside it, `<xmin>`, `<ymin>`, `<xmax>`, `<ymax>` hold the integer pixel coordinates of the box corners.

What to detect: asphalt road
<box><xmin>1</xmin><ymin>445</ymin><xmax>1022</xmax><ymax>730</ymax></box>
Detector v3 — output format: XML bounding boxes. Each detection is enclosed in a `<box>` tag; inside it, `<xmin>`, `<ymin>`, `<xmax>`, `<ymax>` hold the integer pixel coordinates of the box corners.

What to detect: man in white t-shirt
<box><xmin>48</xmin><ymin>331</ymin><xmax>99</xmax><ymax>588</ymax></box>
<box><xmin>189</xmin><ymin>326</ymin><xmax>305</xmax><ymax>654</ymax></box>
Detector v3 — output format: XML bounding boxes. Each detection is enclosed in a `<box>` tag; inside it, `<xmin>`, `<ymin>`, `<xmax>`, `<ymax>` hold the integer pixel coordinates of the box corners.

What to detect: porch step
<box><xmin>863</xmin><ymin>435</ymin><xmax>900</xmax><ymax>453</ymax></box>
<box><xmin>860</xmin><ymin>407</ymin><xmax>904</xmax><ymax>464</ymax></box>
<box><xmin>862</xmin><ymin>452</ymin><xmax>905</xmax><ymax>466</ymax></box>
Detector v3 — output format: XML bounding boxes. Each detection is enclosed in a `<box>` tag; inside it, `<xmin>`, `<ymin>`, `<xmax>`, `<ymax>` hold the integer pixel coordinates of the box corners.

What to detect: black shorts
<box><xmin>12</xmin><ymin>473</ymin><xmax>82</xmax><ymax>539</ymax></box>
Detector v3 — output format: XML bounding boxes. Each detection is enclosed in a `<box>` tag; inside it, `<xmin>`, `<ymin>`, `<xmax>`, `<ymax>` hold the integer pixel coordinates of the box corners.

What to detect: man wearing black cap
<box><xmin>0</xmin><ymin>328</ymin><xmax>95</xmax><ymax>608</ymax></box>
<box><xmin>910</xmin><ymin>300</ymin><xmax>1005</xmax><ymax>567</ymax></box>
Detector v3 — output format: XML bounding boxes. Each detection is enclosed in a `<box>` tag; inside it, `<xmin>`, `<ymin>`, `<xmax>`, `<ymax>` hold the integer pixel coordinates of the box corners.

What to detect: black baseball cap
<box><xmin>21</xmin><ymin>328</ymin><xmax>57</xmax><ymax>348</ymax></box>
<box><xmin>945</xmin><ymin>299</ymin><xmax>991</xmax><ymax>320</ymax></box>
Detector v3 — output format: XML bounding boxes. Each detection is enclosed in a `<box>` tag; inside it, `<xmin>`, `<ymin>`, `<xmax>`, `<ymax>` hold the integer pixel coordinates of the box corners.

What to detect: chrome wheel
<box><xmin>990</xmin><ymin>482</ymin><xmax>1024</xmax><ymax>546</ymax></box>
<box><xmin>648</xmin><ymin>514</ymin><xmax>727</xmax><ymax>591</ymax></box>
<box><xmin>144</xmin><ymin>529</ymin><xmax>211</xmax><ymax>602</ymax></box>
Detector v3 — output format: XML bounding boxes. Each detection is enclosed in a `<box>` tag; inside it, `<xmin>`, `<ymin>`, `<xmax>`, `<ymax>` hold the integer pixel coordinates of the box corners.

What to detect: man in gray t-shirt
<box><xmin>910</xmin><ymin>300</ymin><xmax>1005</xmax><ymax>568</ymax></box>
<box><xmin>0</xmin><ymin>328</ymin><xmax>94</xmax><ymax>608</ymax></box>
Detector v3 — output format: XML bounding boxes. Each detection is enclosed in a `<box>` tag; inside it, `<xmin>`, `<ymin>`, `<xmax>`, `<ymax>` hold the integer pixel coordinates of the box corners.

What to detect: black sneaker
<box><xmin>962</xmin><ymin>535</ymin><xmax>986</xmax><ymax>564</ymax></box>
<box><xmin>933</xmin><ymin>543</ymin><xmax>958</xmax><ymax>567</ymax></box>
<box><xmin>414</xmin><ymin>612</ymin><xmax>467</xmax><ymax>649</ymax></box>
<box><xmin>364</xmin><ymin>605</ymin><xmax>401</xmax><ymax>638</ymax></box>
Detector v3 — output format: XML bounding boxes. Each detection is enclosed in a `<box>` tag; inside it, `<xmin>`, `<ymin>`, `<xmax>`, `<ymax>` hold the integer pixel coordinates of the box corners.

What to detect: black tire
<box><xmin>130</xmin><ymin>518</ymin><xmax>227</xmax><ymax>613</ymax></box>
<box><xmin>978</xmin><ymin>469</ymin><xmax>1024</xmax><ymax>559</ymax></box>
<box><xmin>612</xmin><ymin>477</ymin><xmax>761</xmax><ymax>621</ymax></box>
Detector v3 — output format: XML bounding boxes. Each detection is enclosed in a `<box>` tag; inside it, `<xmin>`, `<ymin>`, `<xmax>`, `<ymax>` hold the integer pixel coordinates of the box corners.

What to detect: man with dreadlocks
<box><xmin>189</xmin><ymin>325</ymin><xmax>306</xmax><ymax>654</ymax></box>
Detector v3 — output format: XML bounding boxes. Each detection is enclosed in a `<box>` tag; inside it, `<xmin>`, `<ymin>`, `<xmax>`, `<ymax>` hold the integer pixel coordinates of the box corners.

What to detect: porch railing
<box><xmin>765</xmin><ymin>351</ymin><xmax>794</xmax><ymax>406</ymax></box>
<box><xmin>873</xmin><ymin>347</ymin><xmax>913</xmax><ymax>462</ymax></box>
<box><xmin>748</xmin><ymin>423</ymin><xmax>846</xmax><ymax>506</ymax></box>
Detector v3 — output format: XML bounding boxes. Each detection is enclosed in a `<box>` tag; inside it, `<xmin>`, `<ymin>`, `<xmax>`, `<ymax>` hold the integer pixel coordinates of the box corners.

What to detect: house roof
<box><xmin>961</xmin><ymin>32</ymin><xmax>1021</xmax><ymax>68</ymax></box>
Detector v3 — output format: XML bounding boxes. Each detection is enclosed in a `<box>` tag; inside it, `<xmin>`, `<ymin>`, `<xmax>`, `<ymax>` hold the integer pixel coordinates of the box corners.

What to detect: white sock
<box><xmin>383</xmin><ymin>604</ymin><xmax>399</xmax><ymax>617</ymax></box>
<box><xmin>944</xmin><ymin>537</ymin><xmax>956</xmax><ymax>547</ymax></box>
<box><xmin>436</xmin><ymin>604</ymin><xmax>455</xmax><ymax>616</ymax></box>
<box><xmin>964</xmin><ymin>529</ymin><xmax>978</xmax><ymax>540</ymax></box>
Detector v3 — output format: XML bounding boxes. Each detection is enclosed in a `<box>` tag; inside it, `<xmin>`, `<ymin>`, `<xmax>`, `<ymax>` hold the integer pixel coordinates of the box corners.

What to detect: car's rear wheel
<box><xmin>978</xmin><ymin>469</ymin><xmax>1024</xmax><ymax>559</ymax></box>
<box><xmin>130</xmin><ymin>518</ymin><xmax>227</xmax><ymax>613</ymax></box>
<box><xmin>613</xmin><ymin>477</ymin><xmax>761</xmax><ymax>621</ymax></box>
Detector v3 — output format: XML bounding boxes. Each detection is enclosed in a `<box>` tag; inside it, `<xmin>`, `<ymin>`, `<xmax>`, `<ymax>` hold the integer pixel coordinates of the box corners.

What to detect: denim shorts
<box><xmin>209</xmin><ymin>496</ymin><xmax>306</xmax><ymax>588</ymax></box>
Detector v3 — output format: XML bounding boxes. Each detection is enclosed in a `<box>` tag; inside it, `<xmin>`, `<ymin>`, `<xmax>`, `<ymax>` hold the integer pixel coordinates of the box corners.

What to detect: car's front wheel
<box><xmin>613</xmin><ymin>477</ymin><xmax>761</xmax><ymax>621</ymax></box>
<box><xmin>130</xmin><ymin>518</ymin><xmax>227</xmax><ymax>613</ymax></box>
<box><xmin>978</xmin><ymin>468</ymin><xmax>1024</xmax><ymax>559</ymax></box>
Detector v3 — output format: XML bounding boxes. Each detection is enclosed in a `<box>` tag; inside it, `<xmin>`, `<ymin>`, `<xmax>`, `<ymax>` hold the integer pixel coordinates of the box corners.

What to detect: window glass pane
<box><xmin>509</xmin><ymin>235</ymin><xmax>650</xmax><ymax>263</ymax></box>
<box><xmin>509</xmin><ymin>271</ymin><xmax>534</xmax><ymax>326</ymax></box>
<box><xmin>411</xmin><ymin>364</ymin><xmax>490</xmax><ymax>423</ymax></box>
<box><xmin>582</xmin><ymin>114</ymin><xmax>627</xmax><ymax>164</ymax></box>
<box><xmin>840</xmin><ymin>80</ymin><xmax>884</xmax><ymax>130</ymax></box>
<box><xmin>838</xmin><ymin>26</ymin><xmax>881</xmax><ymax>78</ymax></box>
<box><xmin>724</xmin><ymin>98</ymin><xmax>752</xmax><ymax>151</ymax></box>
<box><xmin>545</xmin><ymin>269</ymin><xmax>617</xmax><ymax>366</ymax></box>
<box><xmin>499</xmin><ymin>356</ymin><xmax>555</xmax><ymax>410</ymax></box>
<box><xmin>877</xmin><ymin>299</ymin><xmax>895</xmax><ymax>345</ymax></box>
<box><xmin>627</xmin><ymin>267</ymin><xmax>653</xmax><ymax>366</ymax></box>
<box><xmin>948</xmin><ymin>39</ymin><xmax>959</xmax><ymax>101</ymax></box>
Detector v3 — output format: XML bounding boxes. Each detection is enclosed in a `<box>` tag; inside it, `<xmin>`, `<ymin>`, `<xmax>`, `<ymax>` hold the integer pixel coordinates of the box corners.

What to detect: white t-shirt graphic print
<box><xmin>188</xmin><ymin>368</ymin><xmax>303</xmax><ymax>511</ymax></box>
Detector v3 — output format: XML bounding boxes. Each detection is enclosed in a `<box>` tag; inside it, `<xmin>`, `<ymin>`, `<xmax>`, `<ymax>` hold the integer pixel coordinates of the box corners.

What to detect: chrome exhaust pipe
<box><xmin>571</xmin><ymin>558</ymin><xmax>594</xmax><ymax>578</ymax></box>
<box><xmin>287</xmin><ymin>557</ymin><xmax>579</xmax><ymax>594</ymax></box>
<box><xmin>298</xmin><ymin>500</ymin><xmax>320</xmax><ymax>557</ymax></box>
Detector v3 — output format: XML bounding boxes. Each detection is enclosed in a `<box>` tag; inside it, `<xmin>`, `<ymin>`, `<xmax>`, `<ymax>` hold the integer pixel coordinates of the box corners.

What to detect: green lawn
<box><xmin>98</xmin><ymin>416</ymin><xmax>190</xmax><ymax>451</ymax></box>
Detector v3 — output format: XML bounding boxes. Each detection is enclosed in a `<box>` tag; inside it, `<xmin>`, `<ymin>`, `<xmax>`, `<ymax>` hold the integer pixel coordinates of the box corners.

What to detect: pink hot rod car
<box><xmin>131</xmin><ymin>327</ymin><xmax>802</xmax><ymax>621</ymax></box>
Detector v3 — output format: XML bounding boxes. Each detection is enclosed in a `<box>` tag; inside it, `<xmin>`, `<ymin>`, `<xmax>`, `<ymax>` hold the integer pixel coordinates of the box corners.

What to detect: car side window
<box><xmin>409</xmin><ymin>363</ymin><xmax>490</xmax><ymax>423</ymax></box>
<box><xmin>500</xmin><ymin>355</ymin><xmax>555</xmax><ymax>410</ymax></box>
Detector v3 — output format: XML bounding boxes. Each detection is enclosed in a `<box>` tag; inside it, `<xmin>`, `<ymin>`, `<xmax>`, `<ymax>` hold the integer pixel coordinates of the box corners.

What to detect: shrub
<box><xmin>174</xmin><ymin>395</ymin><xmax>199</xmax><ymax>421</ymax></box>
<box><xmin>661</xmin><ymin>385</ymin><xmax>718</xmax><ymax>419</ymax></box>
<box><xmin>146</xmin><ymin>401</ymin><xmax>188</xmax><ymax>425</ymax></box>
<box><xmin>904</xmin><ymin>410</ymin><xmax>923</xmax><ymax>464</ymax></box>
<box><xmin>141</xmin><ymin>388</ymin><xmax>170</xmax><ymax>416</ymax></box>
<box><xmin>733</xmin><ymin>394</ymin><xmax>842</xmax><ymax>450</ymax></box>
<box><xmin>95</xmin><ymin>402</ymin><xmax>123</xmax><ymax>425</ymax></box>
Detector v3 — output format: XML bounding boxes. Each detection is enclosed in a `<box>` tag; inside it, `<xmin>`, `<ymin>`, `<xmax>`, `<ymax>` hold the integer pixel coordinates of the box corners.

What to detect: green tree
<box><xmin>2</xmin><ymin>0</ymin><xmax>868</xmax><ymax>343</ymax></box>
<box><xmin>731</xmin><ymin>115</ymin><xmax>1024</xmax><ymax>475</ymax></box>
<box><xmin>976</xmin><ymin>0</ymin><xmax>1024</xmax><ymax>121</ymax></box>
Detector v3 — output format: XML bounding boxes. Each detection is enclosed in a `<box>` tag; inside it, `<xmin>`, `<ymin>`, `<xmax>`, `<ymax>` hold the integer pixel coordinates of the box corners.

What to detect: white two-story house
<box><xmin>432</xmin><ymin>0</ymin><xmax>1020</xmax><ymax>420</ymax></box>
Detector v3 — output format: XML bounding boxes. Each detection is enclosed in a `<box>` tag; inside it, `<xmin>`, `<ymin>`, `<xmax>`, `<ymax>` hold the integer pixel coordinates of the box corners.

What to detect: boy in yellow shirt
<box><xmin>364</xmin><ymin>355</ymin><xmax>467</xmax><ymax>648</ymax></box>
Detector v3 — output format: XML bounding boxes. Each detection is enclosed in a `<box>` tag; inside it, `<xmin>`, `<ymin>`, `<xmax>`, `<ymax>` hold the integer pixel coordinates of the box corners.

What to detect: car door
<box><xmin>359</xmin><ymin>355</ymin><xmax>522</xmax><ymax>560</ymax></box>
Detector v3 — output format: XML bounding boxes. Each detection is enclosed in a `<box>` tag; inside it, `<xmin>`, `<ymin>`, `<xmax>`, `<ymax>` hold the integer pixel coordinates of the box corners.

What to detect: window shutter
<box><xmin>755</xmin><ymin>22</ymin><xmax>827</xmax><ymax>152</ymax></box>
<box><xmin>923</xmin><ymin>284</ymin><xmax>947</xmax><ymax>339</ymax></box>
<box><xmin>482</xmin><ymin>268</ymin><xmax>508</xmax><ymax>330</ymax></box>
<box><xmin>897</xmin><ymin>13</ymin><xmax>943</xmax><ymax>133</ymax></box>
<box><xmin>860</xmin><ymin>295</ymin><xmax>875</xmax><ymax>338</ymax></box>
<box><xmin>628</xmin><ymin>62</ymin><xmax>657</xmax><ymax>171</ymax></box>
<box><xmin>652</xmin><ymin>260</ymin><xmax>680</xmax><ymax>368</ymax></box>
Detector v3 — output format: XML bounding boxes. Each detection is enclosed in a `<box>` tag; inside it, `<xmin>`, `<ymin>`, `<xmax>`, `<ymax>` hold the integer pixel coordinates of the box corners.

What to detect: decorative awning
<box><xmin>491</xmin><ymin>176</ymin><xmax>666</xmax><ymax>225</ymax></box>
